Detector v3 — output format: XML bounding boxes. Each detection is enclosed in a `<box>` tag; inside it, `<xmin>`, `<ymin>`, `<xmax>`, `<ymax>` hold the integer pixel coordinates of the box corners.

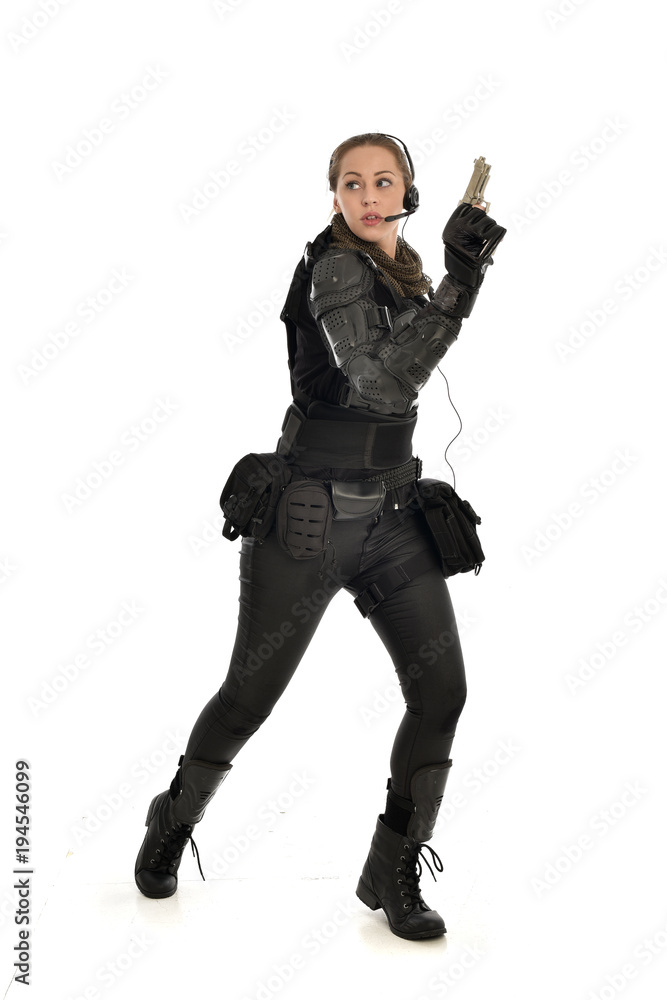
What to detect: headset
<box><xmin>380</xmin><ymin>133</ymin><xmax>420</xmax><ymax>220</ymax></box>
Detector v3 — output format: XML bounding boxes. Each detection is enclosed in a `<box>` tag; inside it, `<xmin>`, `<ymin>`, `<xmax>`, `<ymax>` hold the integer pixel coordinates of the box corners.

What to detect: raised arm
<box><xmin>308</xmin><ymin>249</ymin><xmax>461</xmax><ymax>416</ymax></box>
<box><xmin>308</xmin><ymin>205</ymin><xmax>505</xmax><ymax>416</ymax></box>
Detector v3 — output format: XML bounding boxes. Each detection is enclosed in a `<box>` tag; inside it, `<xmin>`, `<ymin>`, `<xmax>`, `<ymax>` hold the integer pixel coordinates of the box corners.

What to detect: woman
<box><xmin>134</xmin><ymin>132</ymin><xmax>505</xmax><ymax>941</ymax></box>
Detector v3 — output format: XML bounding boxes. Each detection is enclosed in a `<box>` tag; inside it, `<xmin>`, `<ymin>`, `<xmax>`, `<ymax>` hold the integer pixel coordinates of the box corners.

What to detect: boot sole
<box><xmin>134</xmin><ymin>793</ymin><xmax>178</xmax><ymax>900</ymax></box>
<box><xmin>356</xmin><ymin>877</ymin><xmax>446</xmax><ymax>940</ymax></box>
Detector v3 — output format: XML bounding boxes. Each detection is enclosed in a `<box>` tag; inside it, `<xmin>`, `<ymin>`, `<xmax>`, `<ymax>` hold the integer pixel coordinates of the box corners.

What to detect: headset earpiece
<box><xmin>381</xmin><ymin>132</ymin><xmax>419</xmax><ymax>213</ymax></box>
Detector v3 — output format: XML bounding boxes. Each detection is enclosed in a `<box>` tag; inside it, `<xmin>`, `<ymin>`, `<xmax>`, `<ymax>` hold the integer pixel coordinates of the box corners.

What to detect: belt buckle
<box><xmin>354</xmin><ymin>580</ymin><xmax>384</xmax><ymax>617</ymax></box>
<box><xmin>277</xmin><ymin>405</ymin><xmax>305</xmax><ymax>458</ymax></box>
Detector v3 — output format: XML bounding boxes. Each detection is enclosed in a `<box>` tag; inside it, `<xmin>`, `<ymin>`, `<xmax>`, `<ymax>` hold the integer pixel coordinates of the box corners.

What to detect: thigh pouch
<box><xmin>275</xmin><ymin>478</ymin><xmax>386</xmax><ymax>559</ymax></box>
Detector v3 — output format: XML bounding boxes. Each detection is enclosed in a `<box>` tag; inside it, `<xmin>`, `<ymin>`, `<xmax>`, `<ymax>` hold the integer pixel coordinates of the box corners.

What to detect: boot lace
<box><xmin>151</xmin><ymin>823</ymin><xmax>205</xmax><ymax>881</ymax></box>
<box><xmin>397</xmin><ymin>842</ymin><xmax>444</xmax><ymax>910</ymax></box>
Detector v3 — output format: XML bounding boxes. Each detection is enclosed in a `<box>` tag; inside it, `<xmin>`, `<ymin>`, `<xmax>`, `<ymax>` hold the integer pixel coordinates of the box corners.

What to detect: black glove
<box><xmin>442</xmin><ymin>203</ymin><xmax>506</xmax><ymax>289</ymax></box>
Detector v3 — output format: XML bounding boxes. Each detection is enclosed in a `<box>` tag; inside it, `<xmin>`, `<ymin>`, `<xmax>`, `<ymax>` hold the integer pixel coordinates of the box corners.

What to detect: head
<box><xmin>328</xmin><ymin>134</ymin><xmax>413</xmax><ymax>258</ymax></box>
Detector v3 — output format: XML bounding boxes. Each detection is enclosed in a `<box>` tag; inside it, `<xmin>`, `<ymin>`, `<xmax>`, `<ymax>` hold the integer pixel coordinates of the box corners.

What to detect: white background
<box><xmin>2</xmin><ymin>1</ymin><xmax>666</xmax><ymax>998</ymax></box>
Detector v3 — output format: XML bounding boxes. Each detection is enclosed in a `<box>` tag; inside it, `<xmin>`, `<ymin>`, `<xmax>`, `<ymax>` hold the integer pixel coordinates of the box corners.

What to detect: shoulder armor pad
<box><xmin>309</xmin><ymin>250</ymin><xmax>374</xmax><ymax>318</ymax></box>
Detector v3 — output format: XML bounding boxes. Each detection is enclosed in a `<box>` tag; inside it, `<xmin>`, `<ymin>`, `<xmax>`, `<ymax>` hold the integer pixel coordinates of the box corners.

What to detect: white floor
<box><xmin>4</xmin><ymin>800</ymin><xmax>495</xmax><ymax>1000</ymax></box>
<box><xmin>4</xmin><ymin>703</ymin><xmax>667</xmax><ymax>1000</ymax></box>
<box><xmin>6</xmin><ymin>780</ymin><xmax>666</xmax><ymax>1000</ymax></box>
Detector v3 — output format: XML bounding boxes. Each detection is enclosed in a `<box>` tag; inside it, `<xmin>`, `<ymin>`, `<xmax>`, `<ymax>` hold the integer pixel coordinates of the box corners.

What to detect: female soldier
<box><xmin>134</xmin><ymin>132</ymin><xmax>504</xmax><ymax>941</ymax></box>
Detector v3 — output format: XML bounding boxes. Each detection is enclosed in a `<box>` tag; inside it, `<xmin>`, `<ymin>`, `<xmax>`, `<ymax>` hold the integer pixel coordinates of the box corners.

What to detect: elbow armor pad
<box><xmin>383</xmin><ymin>308</ymin><xmax>461</xmax><ymax>393</ymax></box>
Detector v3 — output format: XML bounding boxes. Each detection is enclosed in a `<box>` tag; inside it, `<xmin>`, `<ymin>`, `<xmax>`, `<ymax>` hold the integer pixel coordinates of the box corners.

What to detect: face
<box><xmin>332</xmin><ymin>145</ymin><xmax>407</xmax><ymax>258</ymax></box>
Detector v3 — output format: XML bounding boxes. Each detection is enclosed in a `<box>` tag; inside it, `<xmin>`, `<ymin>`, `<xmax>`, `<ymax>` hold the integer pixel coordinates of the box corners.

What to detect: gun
<box><xmin>458</xmin><ymin>155</ymin><xmax>492</xmax><ymax>212</ymax></box>
<box><xmin>448</xmin><ymin>154</ymin><xmax>505</xmax><ymax>262</ymax></box>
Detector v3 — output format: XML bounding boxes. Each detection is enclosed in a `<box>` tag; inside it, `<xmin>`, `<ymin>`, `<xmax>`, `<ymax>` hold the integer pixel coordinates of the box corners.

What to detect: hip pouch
<box><xmin>276</xmin><ymin>479</ymin><xmax>333</xmax><ymax>559</ymax></box>
<box><xmin>415</xmin><ymin>478</ymin><xmax>485</xmax><ymax>578</ymax></box>
<box><xmin>220</xmin><ymin>451</ymin><xmax>293</xmax><ymax>542</ymax></box>
<box><xmin>328</xmin><ymin>479</ymin><xmax>386</xmax><ymax>520</ymax></box>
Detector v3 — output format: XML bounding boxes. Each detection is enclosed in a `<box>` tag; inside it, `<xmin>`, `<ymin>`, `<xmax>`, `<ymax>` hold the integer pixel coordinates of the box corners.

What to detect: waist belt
<box><xmin>276</xmin><ymin>400</ymin><xmax>417</xmax><ymax>470</ymax></box>
<box><xmin>360</xmin><ymin>456</ymin><xmax>422</xmax><ymax>490</ymax></box>
<box><xmin>289</xmin><ymin>456</ymin><xmax>422</xmax><ymax>513</ymax></box>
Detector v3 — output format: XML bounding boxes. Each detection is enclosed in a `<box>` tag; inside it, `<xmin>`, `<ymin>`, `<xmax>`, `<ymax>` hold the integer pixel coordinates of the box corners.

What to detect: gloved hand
<box><xmin>442</xmin><ymin>203</ymin><xmax>507</xmax><ymax>289</ymax></box>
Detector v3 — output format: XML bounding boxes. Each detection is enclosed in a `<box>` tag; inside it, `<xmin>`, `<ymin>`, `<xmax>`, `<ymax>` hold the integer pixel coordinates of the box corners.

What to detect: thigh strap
<box><xmin>352</xmin><ymin>549</ymin><xmax>436</xmax><ymax>618</ymax></box>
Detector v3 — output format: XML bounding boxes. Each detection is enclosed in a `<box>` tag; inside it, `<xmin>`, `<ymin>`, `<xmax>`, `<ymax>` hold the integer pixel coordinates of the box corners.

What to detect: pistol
<box><xmin>458</xmin><ymin>155</ymin><xmax>492</xmax><ymax>212</ymax></box>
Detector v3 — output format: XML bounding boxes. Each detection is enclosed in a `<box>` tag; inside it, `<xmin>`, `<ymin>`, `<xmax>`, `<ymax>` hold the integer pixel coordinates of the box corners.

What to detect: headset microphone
<box><xmin>383</xmin><ymin>207</ymin><xmax>417</xmax><ymax>223</ymax></box>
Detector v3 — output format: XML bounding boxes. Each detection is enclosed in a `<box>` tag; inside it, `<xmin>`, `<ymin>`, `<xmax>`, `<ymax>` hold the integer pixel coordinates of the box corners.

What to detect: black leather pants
<box><xmin>182</xmin><ymin>501</ymin><xmax>467</xmax><ymax>801</ymax></box>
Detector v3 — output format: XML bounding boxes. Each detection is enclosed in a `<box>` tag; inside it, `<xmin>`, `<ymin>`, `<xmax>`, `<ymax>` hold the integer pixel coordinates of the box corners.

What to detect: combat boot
<box><xmin>134</xmin><ymin>754</ymin><xmax>232</xmax><ymax>898</ymax></box>
<box><xmin>356</xmin><ymin>760</ymin><xmax>452</xmax><ymax>939</ymax></box>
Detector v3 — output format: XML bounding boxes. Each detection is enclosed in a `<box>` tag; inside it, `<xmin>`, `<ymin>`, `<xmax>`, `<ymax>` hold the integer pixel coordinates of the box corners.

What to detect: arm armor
<box><xmin>309</xmin><ymin>250</ymin><xmax>461</xmax><ymax>415</ymax></box>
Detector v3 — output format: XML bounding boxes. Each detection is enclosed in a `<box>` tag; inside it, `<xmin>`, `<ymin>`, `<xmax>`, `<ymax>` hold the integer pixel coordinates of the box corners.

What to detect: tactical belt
<box><xmin>357</xmin><ymin>456</ymin><xmax>423</xmax><ymax>513</ymax></box>
<box><xmin>276</xmin><ymin>399</ymin><xmax>417</xmax><ymax>469</ymax></box>
<box><xmin>288</xmin><ymin>456</ymin><xmax>422</xmax><ymax>513</ymax></box>
<box><xmin>361</xmin><ymin>456</ymin><xmax>421</xmax><ymax>489</ymax></box>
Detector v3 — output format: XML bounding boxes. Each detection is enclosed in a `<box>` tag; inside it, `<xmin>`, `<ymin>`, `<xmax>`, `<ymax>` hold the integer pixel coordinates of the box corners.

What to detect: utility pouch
<box><xmin>276</xmin><ymin>479</ymin><xmax>333</xmax><ymax>559</ymax></box>
<box><xmin>220</xmin><ymin>451</ymin><xmax>292</xmax><ymax>542</ymax></box>
<box><xmin>415</xmin><ymin>478</ymin><xmax>485</xmax><ymax>578</ymax></box>
<box><xmin>329</xmin><ymin>479</ymin><xmax>386</xmax><ymax>520</ymax></box>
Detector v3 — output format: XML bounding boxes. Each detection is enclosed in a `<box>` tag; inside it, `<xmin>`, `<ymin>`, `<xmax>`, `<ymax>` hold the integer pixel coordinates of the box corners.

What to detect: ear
<box><xmin>333</xmin><ymin>199</ymin><xmax>340</xmax><ymax>213</ymax></box>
